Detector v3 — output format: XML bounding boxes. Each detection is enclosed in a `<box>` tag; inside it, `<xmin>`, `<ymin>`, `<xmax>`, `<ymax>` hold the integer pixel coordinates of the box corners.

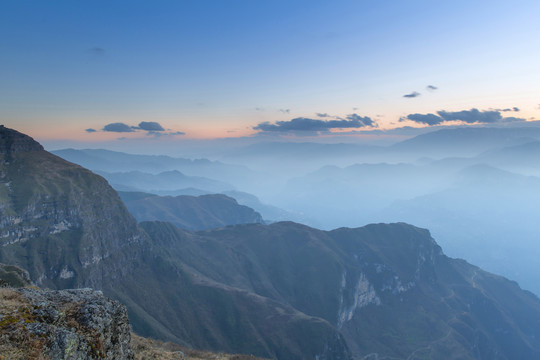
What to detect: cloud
<box><xmin>316</xmin><ymin>113</ymin><xmax>330</xmax><ymax>118</ymax></box>
<box><xmin>103</xmin><ymin>122</ymin><xmax>135</xmax><ymax>132</ymax></box>
<box><xmin>426</xmin><ymin>85</ymin><xmax>438</xmax><ymax>91</ymax></box>
<box><xmin>146</xmin><ymin>130</ymin><xmax>186</xmax><ymax>137</ymax></box>
<box><xmin>253</xmin><ymin>115</ymin><xmax>376</xmax><ymax>134</ymax></box>
<box><xmin>491</xmin><ymin>107</ymin><xmax>520</xmax><ymax>112</ymax></box>
<box><xmin>403</xmin><ymin>91</ymin><xmax>421</xmax><ymax>98</ymax></box>
<box><xmin>437</xmin><ymin>109</ymin><xmax>502</xmax><ymax>123</ymax></box>
<box><xmin>137</xmin><ymin>121</ymin><xmax>165</xmax><ymax>131</ymax></box>
<box><xmin>402</xmin><ymin>113</ymin><xmax>443</xmax><ymax>125</ymax></box>
<box><xmin>89</xmin><ymin>47</ymin><xmax>105</xmax><ymax>56</ymax></box>
<box><xmin>402</xmin><ymin>108</ymin><xmax>527</xmax><ymax>126</ymax></box>
<box><xmin>98</xmin><ymin>121</ymin><xmax>183</xmax><ymax>137</ymax></box>
<box><xmin>502</xmin><ymin>116</ymin><xmax>525</xmax><ymax>122</ymax></box>
<box><xmin>85</xmin><ymin>128</ymin><xmax>97</xmax><ymax>133</ymax></box>
<box><xmin>345</xmin><ymin>113</ymin><xmax>377</xmax><ymax>127</ymax></box>
<box><xmin>279</xmin><ymin>109</ymin><xmax>290</xmax><ymax>114</ymax></box>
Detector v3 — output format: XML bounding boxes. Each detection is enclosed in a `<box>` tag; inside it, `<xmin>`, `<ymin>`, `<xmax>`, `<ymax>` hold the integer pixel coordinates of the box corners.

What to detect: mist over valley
<box><xmin>53</xmin><ymin>125</ymin><xmax>540</xmax><ymax>297</ymax></box>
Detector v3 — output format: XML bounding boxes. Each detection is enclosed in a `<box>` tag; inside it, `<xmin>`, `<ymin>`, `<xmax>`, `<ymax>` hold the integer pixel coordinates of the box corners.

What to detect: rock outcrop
<box><xmin>0</xmin><ymin>286</ymin><xmax>133</xmax><ymax>360</ymax></box>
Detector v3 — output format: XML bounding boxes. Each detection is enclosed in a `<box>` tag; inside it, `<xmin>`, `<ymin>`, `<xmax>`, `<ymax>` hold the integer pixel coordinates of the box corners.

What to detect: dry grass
<box><xmin>131</xmin><ymin>333</ymin><xmax>267</xmax><ymax>360</ymax></box>
<box><xmin>0</xmin><ymin>288</ymin><xmax>47</xmax><ymax>360</ymax></box>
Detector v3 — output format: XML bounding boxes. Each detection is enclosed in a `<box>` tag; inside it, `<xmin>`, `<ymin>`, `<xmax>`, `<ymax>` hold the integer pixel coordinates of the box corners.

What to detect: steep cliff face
<box><xmin>0</xmin><ymin>287</ymin><xmax>133</xmax><ymax>360</ymax></box>
<box><xmin>141</xmin><ymin>221</ymin><xmax>540</xmax><ymax>360</ymax></box>
<box><xmin>0</xmin><ymin>126</ymin><xmax>144</xmax><ymax>290</ymax></box>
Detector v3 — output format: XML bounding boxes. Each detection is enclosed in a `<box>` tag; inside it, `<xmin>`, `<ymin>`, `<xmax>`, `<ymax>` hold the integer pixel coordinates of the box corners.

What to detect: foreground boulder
<box><xmin>0</xmin><ymin>287</ymin><xmax>133</xmax><ymax>360</ymax></box>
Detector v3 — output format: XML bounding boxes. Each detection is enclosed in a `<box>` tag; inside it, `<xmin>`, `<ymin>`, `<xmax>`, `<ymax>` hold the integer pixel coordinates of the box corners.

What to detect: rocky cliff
<box><xmin>0</xmin><ymin>126</ymin><xmax>144</xmax><ymax>290</ymax></box>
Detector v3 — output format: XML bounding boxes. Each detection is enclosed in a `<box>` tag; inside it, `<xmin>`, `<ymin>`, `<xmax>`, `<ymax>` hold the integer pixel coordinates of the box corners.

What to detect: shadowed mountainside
<box><xmin>138</xmin><ymin>220</ymin><xmax>540</xmax><ymax>360</ymax></box>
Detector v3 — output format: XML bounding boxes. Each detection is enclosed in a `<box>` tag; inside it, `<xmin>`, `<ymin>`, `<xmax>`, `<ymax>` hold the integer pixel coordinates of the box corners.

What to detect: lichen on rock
<box><xmin>0</xmin><ymin>286</ymin><xmax>133</xmax><ymax>360</ymax></box>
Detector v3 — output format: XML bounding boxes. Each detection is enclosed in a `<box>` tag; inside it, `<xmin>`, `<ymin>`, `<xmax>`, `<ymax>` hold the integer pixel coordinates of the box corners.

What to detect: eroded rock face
<box><xmin>0</xmin><ymin>287</ymin><xmax>133</xmax><ymax>360</ymax></box>
<box><xmin>0</xmin><ymin>126</ymin><xmax>145</xmax><ymax>290</ymax></box>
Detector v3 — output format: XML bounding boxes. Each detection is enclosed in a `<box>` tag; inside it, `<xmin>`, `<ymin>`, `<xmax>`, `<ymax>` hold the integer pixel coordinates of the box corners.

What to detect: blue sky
<box><xmin>1</xmin><ymin>0</ymin><xmax>539</xmax><ymax>145</ymax></box>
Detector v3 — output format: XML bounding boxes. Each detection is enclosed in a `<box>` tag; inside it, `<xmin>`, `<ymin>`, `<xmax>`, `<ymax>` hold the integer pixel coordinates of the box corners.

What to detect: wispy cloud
<box><xmin>490</xmin><ymin>107</ymin><xmax>520</xmax><ymax>112</ymax></box>
<box><xmin>403</xmin><ymin>91</ymin><xmax>421</xmax><ymax>98</ymax></box>
<box><xmin>85</xmin><ymin>128</ymin><xmax>97</xmax><ymax>133</ymax></box>
<box><xmin>279</xmin><ymin>109</ymin><xmax>290</xmax><ymax>114</ymax></box>
<box><xmin>426</xmin><ymin>85</ymin><xmax>438</xmax><ymax>91</ymax></box>
<box><xmin>88</xmin><ymin>47</ymin><xmax>105</xmax><ymax>56</ymax></box>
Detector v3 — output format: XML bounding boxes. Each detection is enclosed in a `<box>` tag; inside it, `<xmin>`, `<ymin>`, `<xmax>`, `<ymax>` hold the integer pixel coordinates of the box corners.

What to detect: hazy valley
<box><xmin>53</xmin><ymin>126</ymin><xmax>540</xmax><ymax>297</ymax></box>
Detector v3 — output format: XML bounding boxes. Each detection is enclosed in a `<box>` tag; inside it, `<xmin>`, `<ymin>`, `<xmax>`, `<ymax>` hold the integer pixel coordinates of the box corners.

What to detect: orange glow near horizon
<box><xmin>4</xmin><ymin>105</ymin><xmax>539</xmax><ymax>144</ymax></box>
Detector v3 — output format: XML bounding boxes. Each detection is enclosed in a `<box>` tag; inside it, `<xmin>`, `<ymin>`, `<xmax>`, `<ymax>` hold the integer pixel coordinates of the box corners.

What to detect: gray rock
<box><xmin>2</xmin><ymin>287</ymin><xmax>134</xmax><ymax>360</ymax></box>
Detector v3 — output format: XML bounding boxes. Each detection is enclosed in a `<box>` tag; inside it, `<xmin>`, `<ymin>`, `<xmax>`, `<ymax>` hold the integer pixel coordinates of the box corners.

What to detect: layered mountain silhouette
<box><xmin>52</xmin><ymin>148</ymin><xmax>268</xmax><ymax>195</ymax></box>
<box><xmin>2</xmin><ymin>125</ymin><xmax>540</xmax><ymax>359</ymax></box>
<box><xmin>119</xmin><ymin>191</ymin><xmax>264</xmax><ymax>230</ymax></box>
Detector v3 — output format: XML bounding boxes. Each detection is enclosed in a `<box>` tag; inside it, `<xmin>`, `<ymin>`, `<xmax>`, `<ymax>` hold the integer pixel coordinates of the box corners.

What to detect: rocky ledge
<box><xmin>0</xmin><ymin>286</ymin><xmax>133</xmax><ymax>360</ymax></box>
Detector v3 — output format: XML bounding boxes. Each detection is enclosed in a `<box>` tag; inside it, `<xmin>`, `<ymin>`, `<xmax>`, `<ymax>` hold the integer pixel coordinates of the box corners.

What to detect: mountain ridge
<box><xmin>119</xmin><ymin>192</ymin><xmax>265</xmax><ymax>230</ymax></box>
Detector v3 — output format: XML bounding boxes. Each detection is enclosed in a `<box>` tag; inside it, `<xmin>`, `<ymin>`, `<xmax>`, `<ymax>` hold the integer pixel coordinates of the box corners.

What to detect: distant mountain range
<box><xmin>390</xmin><ymin>126</ymin><xmax>540</xmax><ymax>157</ymax></box>
<box><xmin>3</xmin><ymin>125</ymin><xmax>540</xmax><ymax>359</ymax></box>
<box><xmin>219</xmin><ymin>126</ymin><xmax>540</xmax><ymax>170</ymax></box>
<box><xmin>118</xmin><ymin>192</ymin><xmax>264</xmax><ymax>231</ymax></box>
<box><xmin>52</xmin><ymin>148</ymin><xmax>269</xmax><ymax>195</ymax></box>
<box><xmin>97</xmin><ymin>169</ymin><xmax>235</xmax><ymax>194</ymax></box>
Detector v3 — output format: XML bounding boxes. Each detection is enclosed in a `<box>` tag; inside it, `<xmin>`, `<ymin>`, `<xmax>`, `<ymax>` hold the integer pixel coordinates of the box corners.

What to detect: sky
<box><xmin>1</xmin><ymin>0</ymin><xmax>540</xmax><ymax>149</ymax></box>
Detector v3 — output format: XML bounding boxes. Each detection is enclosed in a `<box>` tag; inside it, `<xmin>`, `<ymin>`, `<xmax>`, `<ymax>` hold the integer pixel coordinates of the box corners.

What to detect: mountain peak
<box><xmin>0</xmin><ymin>125</ymin><xmax>44</xmax><ymax>154</ymax></box>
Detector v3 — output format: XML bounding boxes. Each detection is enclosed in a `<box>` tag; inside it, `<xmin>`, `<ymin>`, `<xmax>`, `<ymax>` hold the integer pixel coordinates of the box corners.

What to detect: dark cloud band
<box><xmin>99</xmin><ymin>121</ymin><xmax>184</xmax><ymax>136</ymax></box>
<box><xmin>103</xmin><ymin>122</ymin><xmax>134</xmax><ymax>132</ymax></box>
<box><xmin>402</xmin><ymin>108</ymin><xmax>526</xmax><ymax>126</ymax></box>
<box><xmin>253</xmin><ymin>115</ymin><xmax>376</xmax><ymax>134</ymax></box>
